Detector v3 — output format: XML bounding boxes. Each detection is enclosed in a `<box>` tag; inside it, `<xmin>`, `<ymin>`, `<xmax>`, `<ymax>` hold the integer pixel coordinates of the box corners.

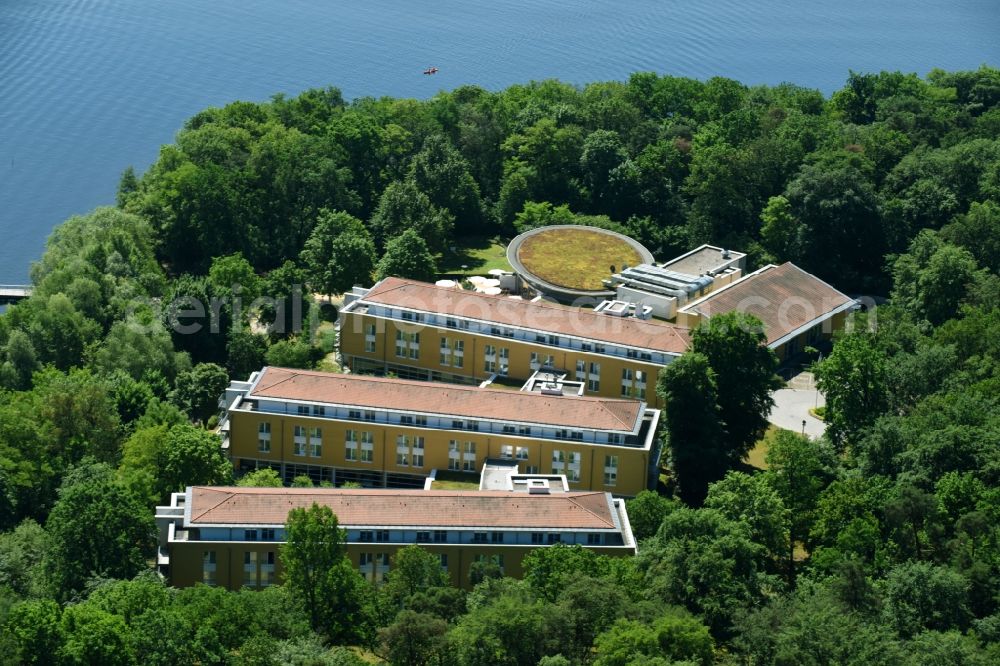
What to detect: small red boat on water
<box><xmin>423</xmin><ymin>66</ymin><xmax>439</xmax><ymax>75</ymax></box>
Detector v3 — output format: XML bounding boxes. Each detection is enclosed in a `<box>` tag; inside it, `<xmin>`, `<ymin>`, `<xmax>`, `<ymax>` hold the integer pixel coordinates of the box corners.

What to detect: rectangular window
<box><xmin>515</xmin><ymin>446</ymin><xmax>529</xmax><ymax>460</ymax></box>
<box><xmin>312</xmin><ymin>405</ymin><xmax>326</xmax><ymax>417</ymax></box>
<box><xmin>400</xmin><ymin>415</ymin><xmax>413</xmax><ymax>425</ymax></box>
<box><xmin>293</xmin><ymin>425</ymin><xmax>306</xmax><ymax>456</ymax></box>
<box><xmin>473</xmin><ymin>532</ymin><xmax>488</xmax><ymax>543</ymax></box>
<box><xmin>567</xmin><ymin>451</ymin><xmax>581</xmax><ymax>482</ymax></box>
<box><xmin>376</xmin><ymin>530</ymin><xmax>389</xmax><ymax>542</ymax></box>
<box><xmin>448</xmin><ymin>440</ymin><xmax>460</xmax><ymax>471</ymax></box>
<box><xmin>498</xmin><ymin>347</ymin><xmax>509</xmax><ymax>376</ymax></box>
<box><xmin>439</xmin><ymin>554</ymin><xmax>448</xmax><ymax>570</ymax></box>
<box><xmin>258</xmin><ymin>422</ymin><xmax>271</xmax><ymax>453</ymax></box>
<box><xmin>243</xmin><ymin>551</ymin><xmax>258</xmax><ymax>588</ymax></box>
<box><xmin>491</xmin><ymin>531</ymin><xmax>504</xmax><ymax>543</ymax></box>
<box><xmin>360</xmin><ymin>431</ymin><xmax>374</xmax><ymax>462</ymax></box>
<box><xmin>363</xmin><ymin>410</ymin><xmax>376</xmax><ymax>421</ymax></box>
<box><xmin>364</xmin><ymin>324</ymin><xmax>376</xmax><ymax>353</ymax></box>
<box><xmin>260</xmin><ymin>551</ymin><xmax>276</xmax><ymax>587</ymax></box>
<box><xmin>202</xmin><ymin>551</ymin><xmax>216</xmax><ymax>586</ymax></box>
<box><xmin>345</xmin><ymin>429</ymin><xmax>359</xmax><ymax>461</ymax></box>
<box><xmin>261</xmin><ymin>528</ymin><xmax>275</xmax><ymax>540</ymax></box>
<box><xmin>531</xmin><ymin>533</ymin><xmax>544</xmax><ymax>544</ymax></box>
<box><xmin>530</xmin><ymin>352</ymin><xmax>540</xmax><ymax>370</ymax></box>
<box><xmin>588</xmin><ymin>362</ymin><xmax>601</xmax><ymax>392</ymax></box>
<box><xmin>349</xmin><ymin>409</ymin><xmax>361</xmax><ymax>420</ymax></box>
<box><xmin>394</xmin><ymin>330</ymin><xmax>407</xmax><ymax>358</ymax></box>
<box><xmin>446</xmin><ymin>318</ymin><xmax>457</xmax><ymax>329</ymax></box>
<box><xmin>484</xmin><ymin>344</ymin><xmax>496</xmax><ymax>373</ymax></box>
<box><xmin>412</xmin><ymin>437</ymin><xmax>424</xmax><ymax>468</ymax></box>
<box><xmin>462</xmin><ymin>441</ymin><xmax>476</xmax><ymax>472</ymax></box>
<box><xmin>499</xmin><ymin>444</ymin><xmax>513</xmax><ymax>459</ymax></box>
<box><xmin>607</xmin><ymin>433</ymin><xmax>623</xmax><ymax>445</ymax></box>
<box><xmin>439</xmin><ymin>337</ymin><xmax>451</xmax><ymax>366</ymax></box>
<box><xmin>409</xmin><ymin>332</ymin><xmax>420</xmax><ymax>359</ymax></box>
<box><xmin>416</xmin><ymin>531</ymin><xmax>431</xmax><ymax>543</ymax></box>
<box><xmin>245</xmin><ymin>529</ymin><xmax>258</xmax><ymax>541</ymax></box>
<box><xmin>518</xmin><ymin>425</ymin><xmax>532</xmax><ymax>436</ymax></box>
<box><xmin>396</xmin><ymin>435</ymin><xmax>409</xmax><ymax>467</ymax></box>
<box><xmin>502</xmin><ymin>424</ymin><xmax>516</xmax><ymax>434</ymax></box>
<box><xmin>587</xmin><ymin>533</ymin><xmax>602</xmax><ymax>545</ymax></box>
<box><xmin>360</xmin><ymin>531</ymin><xmax>373</xmax><ymax>542</ymax></box>
<box><xmin>575</xmin><ymin>360</ymin><xmax>586</xmax><ymax>381</ymax></box>
<box><xmin>604</xmin><ymin>455</ymin><xmax>618</xmax><ymax>486</ymax></box>
<box><xmin>635</xmin><ymin>370</ymin><xmax>646</xmax><ymax>399</ymax></box>
<box><xmin>548</xmin><ymin>533</ymin><xmax>561</xmax><ymax>544</ymax></box>
<box><xmin>310</xmin><ymin>427</ymin><xmax>322</xmax><ymax>457</ymax></box>
<box><xmin>297</xmin><ymin>405</ymin><xmax>309</xmax><ymax>415</ymax></box>
<box><xmin>552</xmin><ymin>449</ymin><xmax>565</xmax><ymax>475</ymax></box>
<box><xmin>433</xmin><ymin>530</ymin><xmax>447</xmax><ymax>543</ymax></box>
<box><xmin>453</xmin><ymin>340</ymin><xmax>464</xmax><ymax>368</ymax></box>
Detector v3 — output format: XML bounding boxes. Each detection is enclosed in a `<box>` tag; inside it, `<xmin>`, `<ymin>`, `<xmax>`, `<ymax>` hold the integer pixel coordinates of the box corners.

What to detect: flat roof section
<box><xmin>250</xmin><ymin>367</ymin><xmax>644</xmax><ymax>432</ymax></box>
<box><xmin>187</xmin><ymin>486</ymin><xmax>619</xmax><ymax>530</ymax></box>
<box><xmin>661</xmin><ymin>244</ymin><xmax>745</xmax><ymax>277</ymax></box>
<box><xmin>680</xmin><ymin>262</ymin><xmax>854</xmax><ymax>346</ymax></box>
<box><xmin>358</xmin><ymin>277</ymin><xmax>690</xmax><ymax>354</ymax></box>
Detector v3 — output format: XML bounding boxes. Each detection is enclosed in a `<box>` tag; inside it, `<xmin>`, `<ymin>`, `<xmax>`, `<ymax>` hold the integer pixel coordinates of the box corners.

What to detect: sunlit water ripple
<box><xmin>1</xmin><ymin>0</ymin><xmax>997</xmax><ymax>282</ymax></box>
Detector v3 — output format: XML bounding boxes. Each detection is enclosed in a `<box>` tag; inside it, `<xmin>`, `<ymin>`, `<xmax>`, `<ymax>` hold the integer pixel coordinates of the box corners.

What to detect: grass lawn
<box><xmin>517</xmin><ymin>228</ymin><xmax>641</xmax><ymax>291</ymax></box>
<box><xmin>745</xmin><ymin>424</ymin><xmax>785</xmax><ymax>470</ymax></box>
<box><xmin>431</xmin><ymin>469</ymin><xmax>481</xmax><ymax>490</ymax></box>
<box><xmin>431</xmin><ymin>478</ymin><xmax>481</xmax><ymax>490</ymax></box>
<box><xmin>438</xmin><ymin>236</ymin><xmax>512</xmax><ymax>277</ymax></box>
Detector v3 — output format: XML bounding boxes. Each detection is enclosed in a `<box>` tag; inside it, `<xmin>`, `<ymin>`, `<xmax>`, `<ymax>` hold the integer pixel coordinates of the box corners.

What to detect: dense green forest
<box><xmin>1</xmin><ymin>66</ymin><xmax>1000</xmax><ymax>664</ymax></box>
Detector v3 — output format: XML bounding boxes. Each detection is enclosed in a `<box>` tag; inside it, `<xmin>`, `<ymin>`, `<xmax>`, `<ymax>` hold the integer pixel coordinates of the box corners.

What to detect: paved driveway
<box><xmin>769</xmin><ymin>388</ymin><xmax>826</xmax><ymax>439</ymax></box>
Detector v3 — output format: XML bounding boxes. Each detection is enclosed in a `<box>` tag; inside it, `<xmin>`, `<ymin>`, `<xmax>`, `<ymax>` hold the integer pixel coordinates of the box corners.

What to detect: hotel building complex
<box><xmin>338</xmin><ymin>277</ymin><xmax>691</xmax><ymax>409</ymax></box>
<box><xmin>156</xmin><ymin>484</ymin><xmax>637</xmax><ymax>590</ymax></box>
<box><xmin>222</xmin><ymin>366</ymin><xmax>661</xmax><ymax>496</ymax></box>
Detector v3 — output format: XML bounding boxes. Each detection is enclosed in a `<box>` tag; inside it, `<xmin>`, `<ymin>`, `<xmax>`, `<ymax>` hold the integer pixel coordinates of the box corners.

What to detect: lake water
<box><xmin>1</xmin><ymin>0</ymin><xmax>997</xmax><ymax>283</ymax></box>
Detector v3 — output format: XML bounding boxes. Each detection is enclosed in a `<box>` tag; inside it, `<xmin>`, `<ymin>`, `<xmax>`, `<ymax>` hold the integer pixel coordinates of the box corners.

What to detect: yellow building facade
<box><xmin>156</xmin><ymin>486</ymin><xmax>637</xmax><ymax>591</ymax></box>
<box><xmin>338</xmin><ymin>277</ymin><xmax>693</xmax><ymax>409</ymax></box>
<box><xmin>223</xmin><ymin>367</ymin><xmax>661</xmax><ymax>497</ymax></box>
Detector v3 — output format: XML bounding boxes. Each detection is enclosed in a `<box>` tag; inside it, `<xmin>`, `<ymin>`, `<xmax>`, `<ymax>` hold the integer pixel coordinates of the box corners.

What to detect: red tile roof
<box><xmin>188</xmin><ymin>486</ymin><xmax>619</xmax><ymax>530</ymax></box>
<box><xmin>358</xmin><ymin>277</ymin><xmax>690</xmax><ymax>354</ymax></box>
<box><xmin>250</xmin><ymin>367</ymin><xmax>643</xmax><ymax>432</ymax></box>
<box><xmin>681</xmin><ymin>263</ymin><xmax>853</xmax><ymax>345</ymax></box>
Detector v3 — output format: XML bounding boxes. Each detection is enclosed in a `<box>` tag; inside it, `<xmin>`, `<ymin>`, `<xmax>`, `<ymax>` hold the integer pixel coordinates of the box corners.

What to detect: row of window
<box><xmin>368</xmin><ymin>324</ymin><xmax>653</xmax><ymax>391</ymax></box>
<box><xmin>203</xmin><ymin>533</ymin><xmax>615</xmax><ymax>589</ymax></box>
<box><xmin>258</xmin><ymin>425</ymin><xmax>620</xmax><ymax>486</ymax></box>
<box><xmin>367</xmin><ymin>307</ymin><xmax>661</xmax><ymax>363</ymax></box>
<box><xmin>396</xmin><ymin>435</ymin><xmax>425</xmax><ymax>467</ymax></box>
<box><xmin>202</xmin><ymin>550</ymin><xmax>276</xmax><ymax>589</ymax></box>
<box><xmin>261</xmin><ymin>413</ymin><xmax>630</xmax><ymax>446</ymax></box>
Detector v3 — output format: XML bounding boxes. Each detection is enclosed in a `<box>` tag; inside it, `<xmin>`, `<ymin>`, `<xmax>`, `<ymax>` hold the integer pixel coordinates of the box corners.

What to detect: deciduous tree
<box><xmin>281</xmin><ymin>503</ymin><xmax>372</xmax><ymax>643</ymax></box>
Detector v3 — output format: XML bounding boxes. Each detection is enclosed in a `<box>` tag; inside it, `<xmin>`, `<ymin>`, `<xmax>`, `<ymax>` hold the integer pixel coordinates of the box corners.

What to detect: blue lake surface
<box><xmin>1</xmin><ymin>0</ymin><xmax>997</xmax><ymax>282</ymax></box>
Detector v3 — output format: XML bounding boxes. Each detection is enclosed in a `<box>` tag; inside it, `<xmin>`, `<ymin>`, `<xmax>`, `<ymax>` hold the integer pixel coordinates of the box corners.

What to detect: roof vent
<box><xmin>528</xmin><ymin>486</ymin><xmax>550</xmax><ymax>495</ymax></box>
<box><xmin>722</xmin><ymin>248</ymin><xmax>730</xmax><ymax>259</ymax></box>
